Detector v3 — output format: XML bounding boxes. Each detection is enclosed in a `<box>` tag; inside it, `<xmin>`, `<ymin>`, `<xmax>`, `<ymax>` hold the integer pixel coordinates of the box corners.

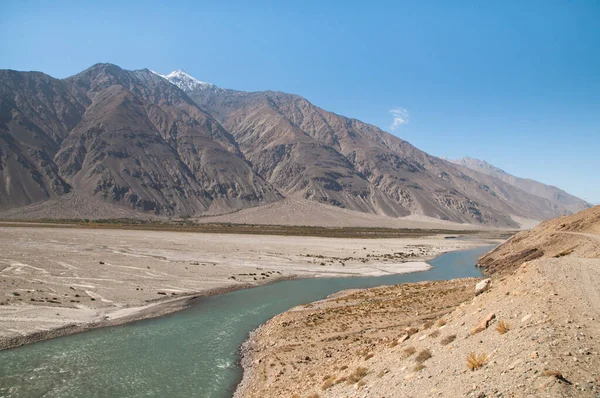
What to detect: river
<box><xmin>0</xmin><ymin>244</ymin><xmax>494</xmax><ymax>397</ymax></box>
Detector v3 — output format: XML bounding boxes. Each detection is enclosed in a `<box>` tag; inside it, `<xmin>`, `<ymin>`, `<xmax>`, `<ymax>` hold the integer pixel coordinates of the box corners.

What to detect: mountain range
<box><xmin>0</xmin><ymin>64</ymin><xmax>591</xmax><ymax>227</ymax></box>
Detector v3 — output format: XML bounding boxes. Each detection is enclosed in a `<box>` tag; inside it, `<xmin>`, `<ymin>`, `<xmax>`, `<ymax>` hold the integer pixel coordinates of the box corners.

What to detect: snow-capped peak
<box><xmin>151</xmin><ymin>69</ymin><xmax>214</xmax><ymax>92</ymax></box>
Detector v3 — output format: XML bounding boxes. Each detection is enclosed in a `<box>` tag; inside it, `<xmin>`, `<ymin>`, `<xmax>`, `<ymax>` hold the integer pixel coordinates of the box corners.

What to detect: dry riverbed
<box><xmin>0</xmin><ymin>226</ymin><xmax>487</xmax><ymax>349</ymax></box>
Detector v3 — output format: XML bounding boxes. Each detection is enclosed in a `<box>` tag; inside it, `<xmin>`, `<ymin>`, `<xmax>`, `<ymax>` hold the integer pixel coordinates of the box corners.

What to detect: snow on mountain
<box><xmin>151</xmin><ymin>69</ymin><xmax>214</xmax><ymax>91</ymax></box>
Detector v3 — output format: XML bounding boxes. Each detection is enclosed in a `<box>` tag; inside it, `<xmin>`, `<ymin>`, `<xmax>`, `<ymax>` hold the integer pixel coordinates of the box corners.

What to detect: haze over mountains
<box><xmin>449</xmin><ymin>157</ymin><xmax>591</xmax><ymax>214</ymax></box>
<box><xmin>0</xmin><ymin>64</ymin><xmax>591</xmax><ymax>227</ymax></box>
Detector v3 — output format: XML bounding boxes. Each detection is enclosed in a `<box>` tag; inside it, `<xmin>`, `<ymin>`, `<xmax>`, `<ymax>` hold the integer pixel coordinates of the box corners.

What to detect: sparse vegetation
<box><xmin>466</xmin><ymin>352</ymin><xmax>489</xmax><ymax>370</ymax></box>
<box><xmin>496</xmin><ymin>319</ymin><xmax>510</xmax><ymax>334</ymax></box>
<box><xmin>415</xmin><ymin>348</ymin><xmax>432</xmax><ymax>363</ymax></box>
<box><xmin>429</xmin><ymin>330</ymin><xmax>440</xmax><ymax>338</ymax></box>
<box><xmin>437</xmin><ymin>318</ymin><xmax>447</xmax><ymax>327</ymax></box>
<box><xmin>413</xmin><ymin>363</ymin><xmax>426</xmax><ymax>372</ymax></box>
<box><xmin>321</xmin><ymin>376</ymin><xmax>336</xmax><ymax>390</ymax></box>
<box><xmin>346</xmin><ymin>367</ymin><xmax>368</xmax><ymax>384</ymax></box>
<box><xmin>440</xmin><ymin>334</ymin><xmax>456</xmax><ymax>345</ymax></box>
<box><xmin>3</xmin><ymin>220</ymin><xmax>481</xmax><ymax>239</ymax></box>
<box><xmin>403</xmin><ymin>346</ymin><xmax>416</xmax><ymax>358</ymax></box>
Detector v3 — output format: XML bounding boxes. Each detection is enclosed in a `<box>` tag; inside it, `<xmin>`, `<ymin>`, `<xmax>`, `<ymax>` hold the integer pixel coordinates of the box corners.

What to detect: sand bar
<box><xmin>0</xmin><ymin>226</ymin><xmax>493</xmax><ymax>349</ymax></box>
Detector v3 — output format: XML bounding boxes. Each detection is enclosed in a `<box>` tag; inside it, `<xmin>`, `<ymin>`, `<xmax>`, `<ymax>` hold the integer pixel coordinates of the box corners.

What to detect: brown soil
<box><xmin>236</xmin><ymin>207</ymin><xmax>600</xmax><ymax>397</ymax></box>
<box><xmin>479</xmin><ymin>206</ymin><xmax>600</xmax><ymax>275</ymax></box>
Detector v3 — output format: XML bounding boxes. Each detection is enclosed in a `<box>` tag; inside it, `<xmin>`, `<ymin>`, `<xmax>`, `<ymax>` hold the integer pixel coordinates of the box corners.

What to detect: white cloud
<box><xmin>389</xmin><ymin>107</ymin><xmax>409</xmax><ymax>131</ymax></box>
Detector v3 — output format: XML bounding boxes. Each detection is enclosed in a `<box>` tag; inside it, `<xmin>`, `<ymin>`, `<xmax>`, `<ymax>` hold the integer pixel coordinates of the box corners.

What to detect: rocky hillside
<box><xmin>451</xmin><ymin>157</ymin><xmax>591</xmax><ymax>214</ymax></box>
<box><xmin>185</xmin><ymin>80</ymin><xmax>580</xmax><ymax>227</ymax></box>
<box><xmin>235</xmin><ymin>207</ymin><xmax>600</xmax><ymax>397</ymax></box>
<box><xmin>478</xmin><ymin>205</ymin><xmax>600</xmax><ymax>275</ymax></box>
<box><xmin>0</xmin><ymin>64</ymin><xmax>281</xmax><ymax>216</ymax></box>
<box><xmin>0</xmin><ymin>64</ymin><xmax>589</xmax><ymax>226</ymax></box>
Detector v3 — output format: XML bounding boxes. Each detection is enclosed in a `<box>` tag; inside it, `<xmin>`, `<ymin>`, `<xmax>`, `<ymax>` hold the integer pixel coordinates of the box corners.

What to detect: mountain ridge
<box><xmin>0</xmin><ymin>64</ymin><xmax>589</xmax><ymax>227</ymax></box>
<box><xmin>450</xmin><ymin>156</ymin><xmax>591</xmax><ymax>214</ymax></box>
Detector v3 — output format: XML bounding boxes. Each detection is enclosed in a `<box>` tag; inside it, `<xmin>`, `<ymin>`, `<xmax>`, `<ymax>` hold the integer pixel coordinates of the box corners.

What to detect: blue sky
<box><xmin>2</xmin><ymin>0</ymin><xmax>599</xmax><ymax>203</ymax></box>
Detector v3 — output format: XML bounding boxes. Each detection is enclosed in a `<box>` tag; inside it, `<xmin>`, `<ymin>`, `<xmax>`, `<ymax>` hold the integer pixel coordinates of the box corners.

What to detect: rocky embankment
<box><xmin>236</xmin><ymin>206</ymin><xmax>600</xmax><ymax>397</ymax></box>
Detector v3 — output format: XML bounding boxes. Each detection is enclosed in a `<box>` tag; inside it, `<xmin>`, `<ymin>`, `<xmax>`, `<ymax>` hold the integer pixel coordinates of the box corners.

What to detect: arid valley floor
<box><xmin>0</xmin><ymin>223</ymin><xmax>498</xmax><ymax>350</ymax></box>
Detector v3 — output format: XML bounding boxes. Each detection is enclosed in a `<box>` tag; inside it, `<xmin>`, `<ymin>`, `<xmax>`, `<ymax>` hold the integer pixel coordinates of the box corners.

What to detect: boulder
<box><xmin>470</xmin><ymin>313</ymin><xmax>496</xmax><ymax>335</ymax></box>
<box><xmin>475</xmin><ymin>279</ymin><xmax>491</xmax><ymax>296</ymax></box>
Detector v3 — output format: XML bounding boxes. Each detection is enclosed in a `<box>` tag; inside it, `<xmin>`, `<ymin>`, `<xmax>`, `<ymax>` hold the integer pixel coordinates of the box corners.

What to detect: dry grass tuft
<box><xmin>413</xmin><ymin>363</ymin><xmax>426</xmax><ymax>372</ymax></box>
<box><xmin>334</xmin><ymin>376</ymin><xmax>347</xmax><ymax>385</ymax></box>
<box><xmin>496</xmin><ymin>320</ymin><xmax>510</xmax><ymax>334</ymax></box>
<box><xmin>440</xmin><ymin>334</ymin><xmax>456</xmax><ymax>345</ymax></box>
<box><xmin>466</xmin><ymin>352</ymin><xmax>489</xmax><ymax>370</ymax></box>
<box><xmin>321</xmin><ymin>376</ymin><xmax>336</xmax><ymax>390</ymax></box>
<box><xmin>347</xmin><ymin>367</ymin><xmax>368</xmax><ymax>384</ymax></box>
<box><xmin>415</xmin><ymin>349</ymin><xmax>432</xmax><ymax>363</ymax></box>
<box><xmin>429</xmin><ymin>330</ymin><xmax>440</xmax><ymax>338</ymax></box>
<box><xmin>403</xmin><ymin>346</ymin><xmax>416</xmax><ymax>358</ymax></box>
<box><xmin>423</xmin><ymin>320</ymin><xmax>435</xmax><ymax>329</ymax></box>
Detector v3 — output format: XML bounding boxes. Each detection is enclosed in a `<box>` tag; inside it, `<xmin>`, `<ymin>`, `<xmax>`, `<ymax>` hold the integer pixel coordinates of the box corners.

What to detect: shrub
<box><xmin>496</xmin><ymin>320</ymin><xmax>510</xmax><ymax>334</ymax></box>
<box><xmin>440</xmin><ymin>334</ymin><xmax>456</xmax><ymax>345</ymax></box>
<box><xmin>429</xmin><ymin>330</ymin><xmax>440</xmax><ymax>338</ymax></box>
<box><xmin>415</xmin><ymin>349</ymin><xmax>432</xmax><ymax>363</ymax></box>
<box><xmin>466</xmin><ymin>352</ymin><xmax>489</xmax><ymax>370</ymax></box>
<box><xmin>347</xmin><ymin>367</ymin><xmax>368</xmax><ymax>384</ymax></box>
<box><xmin>413</xmin><ymin>363</ymin><xmax>426</xmax><ymax>372</ymax></box>
<box><xmin>321</xmin><ymin>376</ymin><xmax>336</xmax><ymax>390</ymax></box>
<box><xmin>403</xmin><ymin>346</ymin><xmax>416</xmax><ymax>358</ymax></box>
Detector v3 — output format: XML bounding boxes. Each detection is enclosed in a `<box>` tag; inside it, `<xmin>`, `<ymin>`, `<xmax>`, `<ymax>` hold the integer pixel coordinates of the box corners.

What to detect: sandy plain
<box><xmin>0</xmin><ymin>225</ymin><xmax>493</xmax><ymax>349</ymax></box>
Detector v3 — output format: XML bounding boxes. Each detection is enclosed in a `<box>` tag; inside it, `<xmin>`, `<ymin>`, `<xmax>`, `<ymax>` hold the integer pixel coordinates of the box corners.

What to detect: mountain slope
<box><xmin>0</xmin><ymin>64</ymin><xmax>586</xmax><ymax>226</ymax></box>
<box><xmin>478</xmin><ymin>205</ymin><xmax>600</xmax><ymax>275</ymax></box>
<box><xmin>451</xmin><ymin>157</ymin><xmax>591</xmax><ymax>213</ymax></box>
<box><xmin>184</xmin><ymin>82</ymin><xmax>577</xmax><ymax>227</ymax></box>
<box><xmin>0</xmin><ymin>70</ymin><xmax>83</xmax><ymax>209</ymax></box>
<box><xmin>1</xmin><ymin>64</ymin><xmax>281</xmax><ymax>215</ymax></box>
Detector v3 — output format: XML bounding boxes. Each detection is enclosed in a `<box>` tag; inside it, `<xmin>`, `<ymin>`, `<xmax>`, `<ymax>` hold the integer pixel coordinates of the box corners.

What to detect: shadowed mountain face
<box><xmin>450</xmin><ymin>157</ymin><xmax>591</xmax><ymax>214</ymax></box>
<box><xmin>0</xmin><ymin>64</ymin><xmax>589</xmax><ymax>226</ymax></box>
<box><xmin>0</xmin><ymin>64</ymin><xmax>280</xmax><ymax>216</ymax></box>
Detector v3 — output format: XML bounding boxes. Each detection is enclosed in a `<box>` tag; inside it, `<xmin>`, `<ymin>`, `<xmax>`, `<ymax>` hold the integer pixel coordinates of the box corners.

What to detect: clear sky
<box><xmin>2</xmin><ymin>0</ymin><xmax>599</xmax><ymax>203</ymax></box>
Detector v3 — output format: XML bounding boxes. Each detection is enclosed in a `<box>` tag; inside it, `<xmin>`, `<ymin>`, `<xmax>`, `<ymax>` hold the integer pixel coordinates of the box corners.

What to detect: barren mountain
<box><xmin>451</xmin><ymin>156</ymin><xmax>591</xmax><ymax>213</ymax></box>
<box><xmin>0</xmin><ymin>64</ymin><xmax>588</xmax><ymax>226</ymax></box>
<box><xmin>1</xmin><ymin>64</ymin><xmax>281</xmax><ymax>216</ymax></box>
<box><xmin>185</xmin><ymin>80</ymin><xmax>576</xmax><ymax>227</ymax></box>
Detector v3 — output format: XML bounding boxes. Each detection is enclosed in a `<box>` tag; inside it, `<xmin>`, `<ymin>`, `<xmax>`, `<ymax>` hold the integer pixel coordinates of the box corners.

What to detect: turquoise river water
<box><xmin>0</xmin><ymin>244</ymin><xmax>494</xmax><ymax>397</ymax></box>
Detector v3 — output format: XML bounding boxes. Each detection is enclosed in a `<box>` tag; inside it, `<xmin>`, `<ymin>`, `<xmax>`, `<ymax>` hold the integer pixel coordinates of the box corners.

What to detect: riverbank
<box><xmin>235</xmin><ymin>207</ymin><xmax>600</xmax><ymax>397</ymax></box>
<box><xmin>0</xmin><ymin>226</ymin><xmax>496</xmax><ymax>350</ymax></box>
<box><xmin>234</xmin><ymin>277</ymin><xmax>483</xmax><ymax>398</ymax></box>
